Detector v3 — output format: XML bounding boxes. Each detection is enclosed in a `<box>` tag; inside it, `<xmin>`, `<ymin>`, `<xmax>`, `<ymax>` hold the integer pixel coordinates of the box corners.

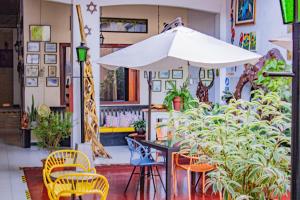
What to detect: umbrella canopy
<box><xmin>97</xmin><ymin>26</ymin><xmax>261</xmax><ymax>70</ymax></box>
<box><xmin>269</xmin><ymin>35</ymin><xmax>292</xmax><ymax>51</ymax></box>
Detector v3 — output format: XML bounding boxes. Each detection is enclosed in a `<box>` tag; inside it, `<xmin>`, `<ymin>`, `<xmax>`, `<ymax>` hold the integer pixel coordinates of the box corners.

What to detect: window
<box><xmin>100</xmin><ymin>44</ymin><xmax>139</xmax><ymax>104</ymax></box>
<box><xmin>100</xmin><ymin>18</ymin><xmax>148</xmax><ymax>33</ymax></box>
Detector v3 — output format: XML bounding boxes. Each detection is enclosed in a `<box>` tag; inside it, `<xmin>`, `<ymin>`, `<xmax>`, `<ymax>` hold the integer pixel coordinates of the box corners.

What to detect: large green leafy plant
<box><xmin>169</xmin><ymin>90</ymin><xmax>291</xmax><ymax>199</ymax></box>
<box><xmin>163</xmin><ymin>79</ymin><xmax>198</xmax><ymax>111</ymax></box>
<box><xmin>32</xmin><ymin>105</ymin><xmax>72</xmax><ymax>152</ymax></box>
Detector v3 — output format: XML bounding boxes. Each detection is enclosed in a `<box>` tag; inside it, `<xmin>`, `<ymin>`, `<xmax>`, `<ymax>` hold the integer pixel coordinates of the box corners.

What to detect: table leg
<box><xmin>166</xmin><ymin>150</ymin><xmax>172</xmax><ymax>200</ymax></box>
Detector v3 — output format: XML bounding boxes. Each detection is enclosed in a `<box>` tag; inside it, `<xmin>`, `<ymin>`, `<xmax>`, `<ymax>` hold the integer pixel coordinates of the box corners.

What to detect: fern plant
<box><xmin>168</xmin><ymin>89</ymin><xmax>291</xmax><ymax>200</ymax></box>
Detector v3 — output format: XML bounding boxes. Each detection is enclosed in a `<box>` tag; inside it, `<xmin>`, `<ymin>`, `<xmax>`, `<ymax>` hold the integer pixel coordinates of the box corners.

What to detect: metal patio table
<box><xmin>140</xmin><ymin>140</ymin><xmax>180</xmax><ymax>200</ymax></box>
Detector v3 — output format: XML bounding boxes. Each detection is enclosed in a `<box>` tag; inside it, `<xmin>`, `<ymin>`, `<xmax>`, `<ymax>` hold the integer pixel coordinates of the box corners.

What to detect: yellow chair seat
<box><xmin>99</xmin><ymin>127</ymin><xmax>135</xmax><ymax>133</ymax></box>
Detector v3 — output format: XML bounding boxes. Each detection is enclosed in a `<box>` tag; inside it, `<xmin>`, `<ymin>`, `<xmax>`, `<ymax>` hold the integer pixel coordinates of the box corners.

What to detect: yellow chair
<box><xmin>48</xmin><ymin>173</ymin><xmax>109</xmax><ymax>200</ymax></box>
<box><xmin>43</xmin><ymin>150</ymin><xmax>96</xmax><ymax>192</ymax></box>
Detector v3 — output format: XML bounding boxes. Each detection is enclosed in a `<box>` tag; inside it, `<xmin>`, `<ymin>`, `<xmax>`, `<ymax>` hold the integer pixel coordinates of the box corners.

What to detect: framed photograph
<box><xmin>165</xmin><ymin>80</ymin><xmax>176</xmax><ymax>90</ymax></box>
<box><xmin>25</xmin><ymin>77</ymin><xmax>38</xmax><ymax>87</ymax></box>
<box><xmin>48</xmin><ymin>66</ymin><xmax>56</xmax><ymax>77</ymax></box>
<box><xmin>44</xmin><ymin>54</ymin><xmax>57</xmax><ymax>64</ymax></box>
<box><xmin>27</xmin><ymin>42</ymin><xmax>40</xmax><ymax>52</ymax></box>
<box><xmin>29</xmin><ymin>25</ymin><xmax>51</xmax><ymax>42</ymax></box>
<box><xmin>158</xmin><ymin>70</ymin><xmax>170</xmax><ymax>79</ymax></box>
<box><xmin>45</xmin><ymin>42</ymin><xmax>57</xmax><ymax>53</ymax></box>
<box><xmin>172</xmin><ymin>70</ymin><xmax>183</xmax><ymax>79</ymax></box>
<box><xmin>152</xmin><ymin>80</ymin><xmax>161</xmax><ymax>92</ymax></box>
<box><xmin>25</xmin><ymin>65</ymin><xmax>39</xmax><ymax>77</ymax></box>
<box><xmin>235</xmin><ymin>0</ymin><xmax>256</xmax><ymax>25</ymax></box>
<box><xmin>46</xmin><ymin>77</ymin><xmax>59</xmax><ymax>87</ymax></box>
<box><xmin>26</xmin><ymin>54</ymin><xmax>39</xmax><ymax>64</ymax></box>
<box><xmin>143</xmin><ymin>71</ymin><xmax>156</xmax><ymax>79</ymax></box>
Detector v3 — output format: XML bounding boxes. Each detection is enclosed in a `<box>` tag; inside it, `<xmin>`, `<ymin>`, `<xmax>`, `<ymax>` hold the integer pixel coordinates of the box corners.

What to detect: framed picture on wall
<box><xmin>27</xmin><ymin>42</ymin><xmax>40</xmax><ymax>52</ymax></box>
<box><xmin>158</xmin><ymin>70</ymin><xmax>170</xmax><ymax>79</ymax></box>
<box><xmin>45</xmin><ymin>42</ymin><xmax>57</xmax><ymax>53</ymax></box>
<box><xmin>26</xmin><ymin>54</ymin><xmax>39</xmax><ymax>64</ymax></box>
<box><xmin>172</xmin><ymin>69</ymin><xmax>183</xmax><ymax>79</ymax></box>
<box><xmin>25</xmin><ymin>65</ymin><xmax>39</xmax><ymax>77</ymax></box>
<box><xmin>235</xmin><ymin>0</ymin><xmax>256</xmax><ymax>25</ymax></box>
<box><xmin>143</xmin><ymin>71</ymin><xmax>156</xmax><ymax>79</ymax></box>
<box><xmin>165</xmin><ymin>80</ymin><xmax>176</xmax><ymax>90</ymax></box>
<box><xmin>44</xmin><ymin>54</ymin><xmax>57</xmax><ymax>64</ymax></box>
<box><xmin>46</xmin><ymin>77</ymin><xmax>59</xmax><ymax>87</ymax></box>
<box><xmin>29</xmin><ymin>25</ymin><xmax>51</xmax><ymax>42</ymax></box>
<box><xmin>48</xmin><ymin>66</ymin><xmax>56</xmax><ymax>77</ymax></box>
<box><xmin>152</xmin><ymin>80</ymin><xmax>161</xmax><ymax>92</ymax></box>
<box><xmin>25</xmin><ymin>77</ymin><xmax>38</xmax><ymax>87</ymax></box>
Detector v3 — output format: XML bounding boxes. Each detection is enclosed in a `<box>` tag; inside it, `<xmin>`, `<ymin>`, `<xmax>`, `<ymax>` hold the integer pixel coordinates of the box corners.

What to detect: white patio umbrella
<box><xmin>97</xmin><ymin>25</ymin><xmax>262</xmax><ymax>139</ymax></box>
<box><xmin>269</xmin><ymin>35</ymin><xmax>292</xmax><ymax>51</ymax></box>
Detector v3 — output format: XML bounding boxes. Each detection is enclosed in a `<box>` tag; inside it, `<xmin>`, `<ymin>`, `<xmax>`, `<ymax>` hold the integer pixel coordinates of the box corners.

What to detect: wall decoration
<box><xmin>44</xmin><ymin>42</ymin><xmax>57</xmax><ymax>53</ymax></box>
<box><xmin>26</xmin><ymin>54</ymin><xmax>39</xmax><ymax>64</ymax></box>
<box><xmin>100</xmin><ymin>17</ymin><xmax>148</xmax><ymax>33</ymax></box>
<box><xmin>46</xmin><ymin>77</ymin><xmax>59</xmax><ymax>87</ymax></box>
<box><xmin>172</xmin><ymin>69</ymin><xmax>183</xmax><ymax>79</ymax></box>
<box><xmin>84</xmin><ymin>25</ymin><xmax>92</xmax><ymax>36</ymax></box>
<box><xmin>25</xmin><ymin>77</ymin><xmax>38</xmax><ymax>87</ymax></box>
<box><xmin>199</xmin><ymin>68</ymin><xmax>215</xmax><ymax>89</ymax></box>
<box><xmin>230</xmin><ymin>0</ymin><xmax>236</xmax><ymax>44</ymax></box>
<box><xmin>239</xmin><ymin>32</ymin><xmax>244</xmax><ymax>47</ymax></box>
<box><xmin>29</xmin><ymin>25</ymin><xmax>51</xmax><ymax>42</ymax></box>
<box><xmin>48</xmin><ymin>66</ymin><xmax>57</xmax><ymax>77</ymax></box>
<box><xmin>158</xmin><ymin>70</ymin><xmax>170</xmax><ymax>79</ymax></box>
<box><xmin>27</xmin><ymin>42</ymin><xmax>40</xmax><ymax>52</ymax></box>
<box><xmin>250</xmin><ymin>32</ymin><xmax>257</xmax><ymax>51</ymax></box>
<box><xmin>44</xmin><ymin>54</ymin><xmax>57</xmax><ymax>64</ymax></box>
<box><xmin>152</xmin><ymin>80</ymin><xmax>162</xmax><ymax>92</ymax></box>
<box><xmin>25</xmin><ymin>65</ymin><xmax>39</xmax><ymax>77</ymax></box>
<box><xmin>235</xmin><ymin>0</ymin><xmax>256</xmax><ymax>25</ymax></box>
<box><xmin>86</xmin><ymin>1</ymin><xmax>97</xmax><ymax>14</ymax></box>
<box><xmin>165</xmin><ymin>80</ymin><xmax>176</xmax><ymax>90</ymax></box>
<box><xmin>144</xmin><ymin>71</ymin><xmax>156</xmax><ymax>79</ymax></box>
<box><xmin>242</xmin><ymin>33</ymin><xmax>250</xmax><ymax>50</ymax></box>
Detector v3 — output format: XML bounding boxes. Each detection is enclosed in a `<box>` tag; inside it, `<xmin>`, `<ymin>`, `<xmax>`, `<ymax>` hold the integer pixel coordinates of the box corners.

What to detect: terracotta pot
<box><xmin>173</xmin><ymin>96</ymin><xmax>181</xmax><ymax>111</ymax></box>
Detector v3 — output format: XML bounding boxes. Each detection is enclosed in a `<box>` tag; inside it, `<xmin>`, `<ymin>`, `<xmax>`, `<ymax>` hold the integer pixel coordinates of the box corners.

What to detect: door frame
<box><xmin>59</xmin><ymin>43</ymin><xmax>71</xmax><ymax>105</ymax></box>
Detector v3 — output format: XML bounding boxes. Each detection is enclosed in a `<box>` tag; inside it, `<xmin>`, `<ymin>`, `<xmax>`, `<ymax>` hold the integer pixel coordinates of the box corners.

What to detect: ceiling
<box><xmin>0</xmin><ymin>0</ymin><xmax>19</xmax><ymax>28</ymax></box>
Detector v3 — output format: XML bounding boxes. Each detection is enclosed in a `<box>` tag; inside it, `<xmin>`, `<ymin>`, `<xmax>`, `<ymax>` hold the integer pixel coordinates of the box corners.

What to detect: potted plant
<box><xmin>27</xmin><ymin>95</ymin><xmax>38</xmax><ymax>128</ymax></box>
<box><xmin>132</xmin><ymin>120</ymin><xmax>146</xmax><ymax>135</ymax></box>
<box><xmin>163</xmin><ymin>79</ymin><xmax>198</xmax><ymax>111</ymax></box>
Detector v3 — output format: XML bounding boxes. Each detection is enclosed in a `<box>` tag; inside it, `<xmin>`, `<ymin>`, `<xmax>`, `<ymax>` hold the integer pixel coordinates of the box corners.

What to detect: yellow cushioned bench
<box><xmin>99</xmin><ymin>127</ymin><xmax>135</xmax><ymax>133</ymax></box>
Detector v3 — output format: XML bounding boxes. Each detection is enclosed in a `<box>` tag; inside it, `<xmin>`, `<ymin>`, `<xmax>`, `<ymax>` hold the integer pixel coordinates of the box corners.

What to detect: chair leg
<box><xmin>155</xmin><ymin>166</ymin><xmax>166</xmax><ymax>192</ymax></box>
<box><xmin>195</xmin><ymin>173</ymin><xmax>202</xmax><ymax>190</ymax></box>
<box><xmin>187</xmin><ymin>170</ymin><xmax>191</xmax><ymax>200</ymax></box>
<box><xmin>173</xmin><ymin>166</ymin><xmax>177</xmax><ymax>196</ymax></box>
<box><xmin>202</xmin><ymin>172</ymin><xmax>206</xmax><ymax>194</ymax></box>
<box><xmin>124</xmin><ymin>166</ymin><xmax>136</xmax><ymax>193</ymax></box>
<box><xmin>150</xmin><ymin>166</ymin><xmax>157</xmax><ymax>193</ymax></box>
<box><xmin>135</xmin><ymin>168</ymin><xmax>142</xmax><ymax>199</ymax></box>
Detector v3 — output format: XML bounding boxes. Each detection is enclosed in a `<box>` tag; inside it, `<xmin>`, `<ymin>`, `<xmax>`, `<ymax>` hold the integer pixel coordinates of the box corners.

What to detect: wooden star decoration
<box><xmin>86</xmin><ymin>1</ymin><xmax>97</xmax><ymax>14</ymax></box>
<box><xmin>84</xmin><ymin>25</ymin><xmax>92</xmax><ymax>36</ymax></box>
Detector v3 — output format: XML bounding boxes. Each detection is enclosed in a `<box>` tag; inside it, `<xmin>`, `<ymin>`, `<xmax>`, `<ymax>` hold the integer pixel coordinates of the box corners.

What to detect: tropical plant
<box><xmin>163</xmin><ymin>79</ymin><xmax>198</xmax><ymax>111</ymax></box>
<box><xmin>132</xmin><ymin>120</ymin><xmax>146</xmax><ymax>130</ymax></box>
<box><xmin>221</xmin><ymin>89</ymin><xmax>234</xmax><ymax>104</ymax></box>
<box><xmin>27</xmin><ymin>95</ymin><xmax>38</xmax><ymax>124</ymax></box>
<box><xmin>32</xmin><ymin>105</ymin><xmax>72</xmax><ymax>152</ymax></box>
<box><xmin>256</xmin><ymin>59</ymin><xmax>292</xmax><ymax>101</ymax></box>
<box><xmin>168</xmin><ymin>89</ymin><xmax>291</xmax><ymax>200</ymax></box>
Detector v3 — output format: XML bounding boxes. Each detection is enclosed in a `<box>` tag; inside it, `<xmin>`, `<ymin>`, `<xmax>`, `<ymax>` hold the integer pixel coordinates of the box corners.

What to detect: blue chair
<box><xmin>124</xmin><ymin>137</ymin><xmax>165</xmax><ymax>194</ymax></box>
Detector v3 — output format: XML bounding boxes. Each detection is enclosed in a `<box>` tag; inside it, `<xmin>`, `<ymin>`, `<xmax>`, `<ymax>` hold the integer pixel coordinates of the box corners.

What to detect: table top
<box><xmin>50</xmin><ymin>170</ymin><xmax>95</xmax><ymax>181</ymax></box>
<box><xmin>140</xmin><ymin>140</ymin><xmax>180</xmax><ymax>152</ymax></box>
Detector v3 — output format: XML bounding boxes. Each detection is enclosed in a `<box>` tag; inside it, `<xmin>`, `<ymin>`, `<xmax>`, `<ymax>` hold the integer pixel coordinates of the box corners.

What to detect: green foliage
<box><xmin>256</xmin><ymin>59</ymin><xmax>292</xmax><ymax>101</ymax></box>
<box><xmin>32</xmin><ymin>106</ymin><xmax>72</xmax><ymax>151</ymax></box>
<box><xmin>27</xmin><ymin>95</ymin><xmax>38</xmax><ymax>123</ymax></box>
<box><xmin>163</xmin><ymin>79</ymin><xmax>198</xmax><ymax>111</ymax></box>
<box><xmin>132</xmin><ymin>120</ymin><xmax>146</xmax><ymax>130</ymax></box>
<box><xmin>221</xmin><ymin>90</ymin><xmax>234</xmax><ymax>104</ymax></box>
<box><xmin>168</xmin><ymin>90</ymin><xmax>291</xmax><ymax>199</ymax></box>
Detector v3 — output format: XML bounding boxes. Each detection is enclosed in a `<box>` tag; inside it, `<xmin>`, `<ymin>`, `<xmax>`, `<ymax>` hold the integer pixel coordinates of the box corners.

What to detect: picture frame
<box><xmin>46</xmin><ymin>77</ymin><xmax>59</xmax><ymax>87</ymax></box>
<box><xmin>152</xmin><ymin>80</ymin><xmax>161</xmax><ymax>92</ymax></box>
<box><xmin>48</xmin><ymin>66</ymin><xmax>56</xmax><ymax>77</ymax></box>
<box><xmin>25</xmin><ymin>77</ymin><xmax>38</xmax><ymax>87</ymax></box>
<box><xmin>25</xmin><ymin>65</ymin><xmax>39</xmax><ymax>77</ymax></box>
<box><xmin>27</xmin><ymin>42</ymin><xmax>40</xmax><ymax>52</ymax></box>
<box><xmin>45</xmin><ymin>42</ymin><xmax>57</xmax><ymax>53</ymax></box>
<box><xmin>165</xmin><ymin>80</ymin><xmax>176</xmax><ymax>90</ymax></box>
<box><xmin>235</xmin><ymin>0</ymin><xmax>256</xmax><ymax>25</ymax></box>
<box><xmin>143</xmin><ymin>71</ymin><xmax>156</xmax><ymax>79</ymax></box>
<box><xmin>29</xmin><ymin>25</ymin><xmax>51</xmax><ymax>42</ymax></box>
<box><xmin>158</xmin><ymin>70</ymin><xmax>170</xmax><ymax>79</ymax></box>
<box><xmin>44</xmin><ymin>54</ymin><xmax>57</xmax><ymax>64</ymax></box>
<box><xmin>172</xmin><ymin>69</ymin><xmax>183</xmax><ymax>79</ymax></box>
<box><xmin>26</xmin><ymin>54</ymin><xmax>39</xmax><ymax>64</ymax></box>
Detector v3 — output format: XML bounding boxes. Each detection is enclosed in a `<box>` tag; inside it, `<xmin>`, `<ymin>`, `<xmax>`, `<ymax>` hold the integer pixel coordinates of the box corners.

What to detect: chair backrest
<box><xmin>125</xmin><ymin>137</ymin><xmax>152</xmax><ymax>164</ymax></box>
<box><xmin>51</xmin><ymin>173</ymin><xmax>109</xmax><ymax>200</ymax></box>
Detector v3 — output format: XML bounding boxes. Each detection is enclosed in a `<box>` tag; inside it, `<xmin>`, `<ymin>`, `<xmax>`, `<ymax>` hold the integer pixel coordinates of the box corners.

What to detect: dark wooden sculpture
<box><xmin>234</xmin><ymin>48</ymin><xmax>285</xmax><ymax>99</ymax></box>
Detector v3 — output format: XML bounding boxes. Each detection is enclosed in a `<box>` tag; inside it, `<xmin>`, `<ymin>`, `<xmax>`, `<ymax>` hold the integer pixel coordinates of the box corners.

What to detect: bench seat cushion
<box><xmin>99</xmin><ymin>127</ymin><xmax>135</xmax><ymax>133</ymax></box>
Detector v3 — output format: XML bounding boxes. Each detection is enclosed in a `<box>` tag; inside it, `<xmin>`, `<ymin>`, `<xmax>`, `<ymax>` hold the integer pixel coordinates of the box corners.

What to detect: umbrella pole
<box><xmin>147</xmin><ymin>71</ymin><xmax>153</xmax><ymax>140</ymax></box>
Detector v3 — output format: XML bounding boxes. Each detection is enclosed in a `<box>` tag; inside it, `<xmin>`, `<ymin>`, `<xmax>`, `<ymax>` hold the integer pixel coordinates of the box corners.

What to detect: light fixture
<box><xmin>76</xmin><ymin>42</ymin><xmax>89</xmax><ymax>62</ymax></box>
<box><xmin>100</xmin><ymin>32</ymin><xmax>104</xmax><ymax>45</ymax></box>
<box><xmin>279</xmin><ymin>0</ymin><xmax>295</xmax><ymax>24</ymax></box>
<box><xmin>100</xmin><ymin>6</ymin><xmax>104</xmax><ymax>45</ymax></box>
